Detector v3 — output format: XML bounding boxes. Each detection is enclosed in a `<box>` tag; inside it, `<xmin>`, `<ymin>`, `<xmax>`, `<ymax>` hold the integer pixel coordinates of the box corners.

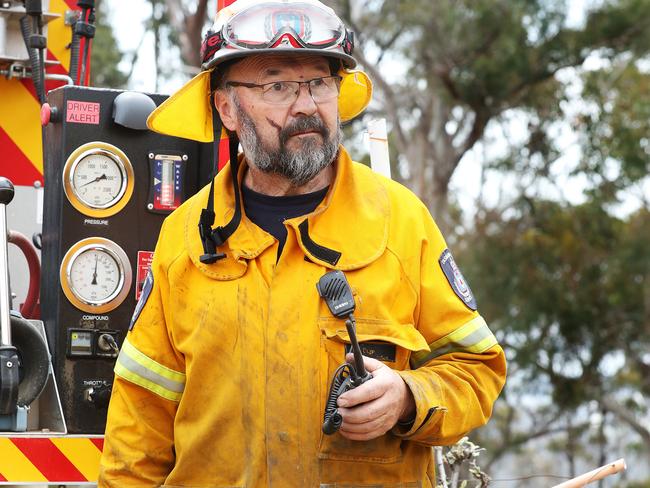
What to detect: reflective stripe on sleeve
<box><xmin>411</xmin><ymin>315</ymin><xmax>498</xmax><ymax>369</ymax></box>
<box><xmin>114</xmin><ymin>337</ymin><xmax>185</xmax><ymax>402</ymax></box>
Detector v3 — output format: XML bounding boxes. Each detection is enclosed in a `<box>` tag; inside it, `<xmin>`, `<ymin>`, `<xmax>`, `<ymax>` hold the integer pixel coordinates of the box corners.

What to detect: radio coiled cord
<box><xmin>322</xmin><ymin>363</ymin><xmax>353</xmax><ymax>435</ymax></box>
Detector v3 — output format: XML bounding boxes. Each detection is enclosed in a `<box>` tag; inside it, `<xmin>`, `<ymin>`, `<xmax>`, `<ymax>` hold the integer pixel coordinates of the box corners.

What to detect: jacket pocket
<box><xmin>317</xmin><ymin>317</ymin><xmax>429</xmax><ymax>463</ymax></box>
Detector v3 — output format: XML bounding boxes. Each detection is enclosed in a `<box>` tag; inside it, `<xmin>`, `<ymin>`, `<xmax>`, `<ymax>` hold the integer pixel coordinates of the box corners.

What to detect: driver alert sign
<box><xmin>66</xmin><ymin>100</ymin><xmax>101</xmax><ymax>125</ymax></box>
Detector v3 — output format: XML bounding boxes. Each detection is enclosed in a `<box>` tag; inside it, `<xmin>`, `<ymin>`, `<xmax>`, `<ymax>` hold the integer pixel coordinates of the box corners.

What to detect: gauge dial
<box><xmin>63</xmin><ymin>142</ymin><xmax>134</xmax><ymax>218</ymax></box>
<box><xmin>72</xmin><ymin>152</ymin><xmax>125</xmax><ymax>207</ymax></box>
<box><xmin>60</xmin><ymin>238</ymin><xmax>133</xmax><ymax>313</ymax></box>
<box><xmin>69</xmin><ymin>248</ymin><xmax>120</xmax><ymax>303</ymax></box>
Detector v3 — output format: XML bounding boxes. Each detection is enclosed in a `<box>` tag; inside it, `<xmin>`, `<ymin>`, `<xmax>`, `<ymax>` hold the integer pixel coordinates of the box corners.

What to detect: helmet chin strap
<box><xmin>198</xmin><ymin>102</ymin><xmax>243</xmax><ymax>264</ymax></box>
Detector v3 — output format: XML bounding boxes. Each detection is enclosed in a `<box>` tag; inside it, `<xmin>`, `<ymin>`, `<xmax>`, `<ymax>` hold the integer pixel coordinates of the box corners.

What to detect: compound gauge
<box><xmin>60</xmin><ymin>237</ymin><xmax>133</xmax><ymax>313</ymax></box>
<box><xmin>63</xmin><ymin>142</ymin><xmax>134</xmax><ymax>218</ymax></box>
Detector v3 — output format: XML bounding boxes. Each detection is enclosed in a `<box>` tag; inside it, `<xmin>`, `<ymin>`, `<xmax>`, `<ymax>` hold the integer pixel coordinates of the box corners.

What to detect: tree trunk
<box><xmin>163</xmin><ymin>0</ymin><xmax>209</xmax><ymax>69</ymax></box>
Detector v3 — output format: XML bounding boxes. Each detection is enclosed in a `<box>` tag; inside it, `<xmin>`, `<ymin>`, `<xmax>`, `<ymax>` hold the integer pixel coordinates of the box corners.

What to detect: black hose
<box><xmin>69</xmin><ymin>23</ymin><xmax>80</xmax><ymax>84</ymax></box>
<box><xmin>79</xmin><ymin>34</ymin><xmax>88</xmax><ymax>86</ymax></box>
<box><xmin>80</xmin><ymin>8</ymin><xmax>96</xmax><ymax>85</ymax></box>
<box><xmin>19</xmin><ymin>16</ymin><xmax>45</xmax><ymax>104</ymax></box>
<box><xmin>35</xmin><ymin>16</ymin><xmax>46</xmax><ymax>101</ymax></box>
<box><xmin>10</xmin><ymin>314</ymin><xmax>49</xmax><ymax>407</ymax></box>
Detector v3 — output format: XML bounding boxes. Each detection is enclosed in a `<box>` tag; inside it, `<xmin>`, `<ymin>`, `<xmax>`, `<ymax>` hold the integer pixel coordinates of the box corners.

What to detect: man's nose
<box><xmin>290</xmin><ymin>83</ymin><xmax>318</xmax><ymax>115</ymax></box>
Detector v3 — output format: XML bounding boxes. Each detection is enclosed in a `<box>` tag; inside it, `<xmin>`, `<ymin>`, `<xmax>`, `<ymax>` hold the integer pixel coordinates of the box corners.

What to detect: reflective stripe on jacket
<box><xmin>99</xmin><ymin>146</ymin><xmax>506</xmax><ymax>488</ymax></box>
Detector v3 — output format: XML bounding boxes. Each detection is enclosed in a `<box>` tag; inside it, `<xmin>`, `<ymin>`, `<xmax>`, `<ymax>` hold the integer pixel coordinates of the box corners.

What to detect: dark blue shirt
<box><xmin>242</xmin><ymin>184</ymin><xmax>329</xmax><ymax>258</ymax></box>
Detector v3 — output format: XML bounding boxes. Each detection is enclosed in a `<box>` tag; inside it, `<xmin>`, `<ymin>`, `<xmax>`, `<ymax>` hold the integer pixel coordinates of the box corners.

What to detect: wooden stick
<box><xmin>433</xmin><ymin>447</ymin><xmax>448</xmax><ymax>488</ymax></box>
<box><xmin>551</xmin><ymin>459</ymin><xmax>627</xmax><ymax>488</ymax></box>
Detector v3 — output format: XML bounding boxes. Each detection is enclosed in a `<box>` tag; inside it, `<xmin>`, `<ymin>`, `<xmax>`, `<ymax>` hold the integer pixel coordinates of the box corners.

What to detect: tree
<box><xmin>325</xmin><ymin>0</ymin><xmax>650</xmax><ymax>233</ymax></box>
<box><xmin>162</xmin><ymin>0</ymin><xmax>210</xmax><ymax>70</ymax></box>
<box><xmin>460</xmin><ymin>199</ymin><xmax>650</xmax><ymax>481</ymax></box>
<box><xmin>91</xmin><ymin>1</ymin><xmax>129</xmax><ymax>88</ymax></box>
<box><xmin>578</xmin><ymin>61</ymin><xmax>650</xmax><ymax>200</ymax></box>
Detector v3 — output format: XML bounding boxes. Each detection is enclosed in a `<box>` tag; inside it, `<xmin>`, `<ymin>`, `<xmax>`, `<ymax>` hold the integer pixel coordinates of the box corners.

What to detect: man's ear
<box><xmin>214</xmin><ymin>91</ymin><xmax>237</xmax><ymax>132</ymax></box>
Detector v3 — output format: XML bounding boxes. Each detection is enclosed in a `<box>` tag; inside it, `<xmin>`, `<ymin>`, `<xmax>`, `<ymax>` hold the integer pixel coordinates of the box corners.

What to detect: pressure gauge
<box><xmin>63</xmin><ymin>142</ymin><xmax>134</xmax><ymax>218</ymax></box>
<box><xmin>60</xmin><ymin>237</ymin><xmax>133</xmax><ymax>313</ymax></box>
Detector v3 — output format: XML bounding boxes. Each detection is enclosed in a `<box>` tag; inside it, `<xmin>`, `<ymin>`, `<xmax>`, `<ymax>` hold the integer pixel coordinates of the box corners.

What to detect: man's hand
<box><xmin>336</xmin><ymin>354</ymin><xmax>415</xmax><ymax>440</ymax></box>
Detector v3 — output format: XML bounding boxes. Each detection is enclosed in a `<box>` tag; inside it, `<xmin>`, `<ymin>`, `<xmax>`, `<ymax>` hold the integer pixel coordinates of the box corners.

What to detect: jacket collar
<box><xmin>185</xmin><ymin>146</ymin><xmax>389</xmax><ymax>280</ymax></box>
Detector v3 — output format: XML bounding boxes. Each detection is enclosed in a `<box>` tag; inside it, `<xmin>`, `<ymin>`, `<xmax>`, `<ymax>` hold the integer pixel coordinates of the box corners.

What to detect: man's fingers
<box><xmin>337</xmin><ymin>376</ymin><xmax>387</xmax><ymax>407</ymax></box>
<box><xmin>337</xmin><ymin>398</ymin><xmax>385</xmax><ymax>424</ymax></box>
<box><xmin>338</xmin><ymin>357</ymin><xmax>389</xmax><ymax>407</ymax></box>
<box><xmin>338</xmin><ymin>409</ymin><xmax>393</xmax><ymax>440</ymax></box>
<box><xmin>332</xmin><ymin>355</ymin><xmax>413</xmax><ymax>439</ymax></box>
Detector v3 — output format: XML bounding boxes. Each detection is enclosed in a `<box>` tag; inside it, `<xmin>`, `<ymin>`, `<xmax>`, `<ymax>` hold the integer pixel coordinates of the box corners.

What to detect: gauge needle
<box><xmin>80</xmin><ymin>173</ymin><xmax>108</xmax><ymax>187</ymax></box>
<box><xmin>91</xmin><ymin>254</ymin><xmax>98</xmax><ymax>285</ymax></box>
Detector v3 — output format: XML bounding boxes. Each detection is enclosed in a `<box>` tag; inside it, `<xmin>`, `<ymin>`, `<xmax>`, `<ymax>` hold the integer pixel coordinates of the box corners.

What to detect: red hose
<box><xmin>8</xmin><ymin>230</ymin><xmax>40</xmax><ymax>319</ymax></box>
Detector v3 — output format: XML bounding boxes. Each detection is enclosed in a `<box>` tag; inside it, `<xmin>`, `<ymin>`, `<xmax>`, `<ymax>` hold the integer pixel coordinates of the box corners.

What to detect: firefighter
<box><xmin>99</xmin><ymin>0</ymin><xmax>506</xmax><ymax>486</ymax></box>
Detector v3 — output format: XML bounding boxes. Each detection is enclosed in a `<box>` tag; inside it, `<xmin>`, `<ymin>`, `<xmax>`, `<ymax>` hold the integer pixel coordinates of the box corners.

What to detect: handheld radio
<box><xmin>317</xmin><ymin>270</ymin><xmax>372</xmax><ymax>435</ymax></box>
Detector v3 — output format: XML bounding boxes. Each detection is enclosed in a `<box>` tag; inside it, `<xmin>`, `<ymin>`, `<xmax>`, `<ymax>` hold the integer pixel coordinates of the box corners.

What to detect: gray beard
<box><xmin>234</xmin><ymin>97</ymin><xmax>341</xmax><ymax>186</ymax></box>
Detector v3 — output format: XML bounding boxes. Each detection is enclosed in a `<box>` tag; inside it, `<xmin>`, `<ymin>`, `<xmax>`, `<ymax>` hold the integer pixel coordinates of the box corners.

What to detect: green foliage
<box><xmin>616</xmin><ymin>480</ymin><xmax>650</xmax><ymax>488</ymax></box>
<box><xmin>342</xmin><ymin>0</ymin><xmax>650</xmax><ymax>112</ymax></box>
<box><xmin>463</xmin><ymin>201</ymin><xmax>649</xmax><ymax>408</ymax></box>
<box><xmin>327</xmin><ymin>0</ymin><xmax>650</xmax><ymax>237</ymax></box>
<box><xmin>90</xmin><ymin>4</ymin><xmax>129</xmax><ymax>88</ymax></box>
<box><xmin>578</xmin><ymin>63</ymin><xmax>650</xmax><ymax>191</ymax></box>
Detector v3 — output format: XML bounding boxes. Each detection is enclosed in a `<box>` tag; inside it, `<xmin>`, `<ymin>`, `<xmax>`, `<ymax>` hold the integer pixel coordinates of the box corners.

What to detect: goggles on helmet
<box><xmin>201</xmin><ymin>0</ymin><xmax>355</xmax><ymax>70</ymax></box>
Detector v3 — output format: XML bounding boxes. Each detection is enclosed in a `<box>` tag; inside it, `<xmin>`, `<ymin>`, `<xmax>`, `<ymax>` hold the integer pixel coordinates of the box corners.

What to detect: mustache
<box><xmin>279</xmin><ymin>116</ymin><xmax>329</xmax><ymax>145</ymax></box>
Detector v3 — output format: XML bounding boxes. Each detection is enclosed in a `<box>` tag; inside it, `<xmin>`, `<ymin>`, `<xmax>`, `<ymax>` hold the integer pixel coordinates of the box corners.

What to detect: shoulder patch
<box><xmin>130</xmin><ymin>270</ymin><xmax>153</xmax><ymax>331</ymax></box>
<box><xmin>439</xmin><ymin>249</ymin><xmax>477</xmax><ymax>311</ymax></box>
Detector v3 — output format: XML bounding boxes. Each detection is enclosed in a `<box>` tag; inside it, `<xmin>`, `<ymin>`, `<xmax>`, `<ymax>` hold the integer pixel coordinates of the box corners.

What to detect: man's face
<box><xmin>216</xmin><ymin>54</ymin><xmax>341</xmax><ymax>186</ymax></box>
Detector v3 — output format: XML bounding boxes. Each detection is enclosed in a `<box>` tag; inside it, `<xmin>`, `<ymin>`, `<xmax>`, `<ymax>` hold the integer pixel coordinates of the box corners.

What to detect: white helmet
<box><xmin>201</xmin><ymin>0</ymin><xmax>357</xmax><ymax>70</ymax></box>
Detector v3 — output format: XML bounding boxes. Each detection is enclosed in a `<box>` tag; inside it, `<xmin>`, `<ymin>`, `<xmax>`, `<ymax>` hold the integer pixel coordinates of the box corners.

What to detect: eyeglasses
<box><xmin>225</xmin><ymin>75</ymin><xmax>342</xmax><ymax>105</ymax></box>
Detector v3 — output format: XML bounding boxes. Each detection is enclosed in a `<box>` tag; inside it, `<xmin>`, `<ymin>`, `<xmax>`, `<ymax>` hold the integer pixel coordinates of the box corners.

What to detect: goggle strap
<box><xmin>343</xmin><ymin>30</ymin><xmax>354</xmax><ymax>55</ymax></box>
<box><xmin>201</xmin><ymin>30</ymin><xmax>224</xmax><ymax>65</ymax></box>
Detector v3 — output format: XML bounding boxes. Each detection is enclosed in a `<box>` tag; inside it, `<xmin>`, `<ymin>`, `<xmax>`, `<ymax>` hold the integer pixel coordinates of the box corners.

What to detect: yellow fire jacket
<box><xmin>99</xmin><ymin>147</ymin><xmax>506</xmax><ymax>488</ymax></box>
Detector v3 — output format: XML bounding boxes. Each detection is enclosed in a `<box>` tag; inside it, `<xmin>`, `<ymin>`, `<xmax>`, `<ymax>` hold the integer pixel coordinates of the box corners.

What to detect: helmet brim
<box><xmin>147</xmin><ymin>65</ymin><xmax>371</xmax><ymax>142</ymax></box>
